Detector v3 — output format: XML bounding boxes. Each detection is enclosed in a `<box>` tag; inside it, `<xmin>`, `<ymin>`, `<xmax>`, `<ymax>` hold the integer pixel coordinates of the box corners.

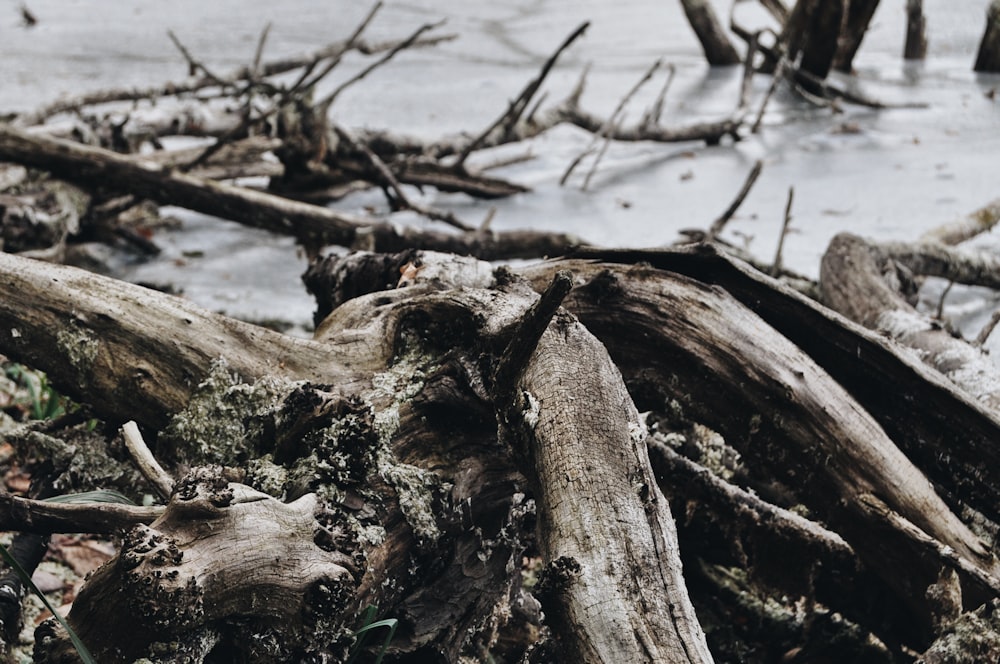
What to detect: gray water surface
<box><xmin>2</xmin><ymin>1</ymin><xmax>998</xmax><ymax>334</ymax></box>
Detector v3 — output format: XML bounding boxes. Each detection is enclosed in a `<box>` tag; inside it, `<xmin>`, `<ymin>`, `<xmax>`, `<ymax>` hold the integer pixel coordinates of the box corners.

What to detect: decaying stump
<box><xmin>35</xmin><ymin>471</ymin><xmax>357</xmax><ymax>662</ymax></box>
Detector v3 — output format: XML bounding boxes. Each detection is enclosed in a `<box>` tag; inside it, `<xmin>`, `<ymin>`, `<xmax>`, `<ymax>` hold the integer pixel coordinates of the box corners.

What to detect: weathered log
<box><xmin>0</xmin><ymin>251</ymin><xmax>356</xmax><ymax>429</ymax></box>
<box><xmin>304</xmin><ymin>249</ymin><xmax>1000</xmax><ymax>649</ymax></box>
<box><xmin>975</xmin><ymin>0</ymin><xmax>1000</xmax><ymax>72</ymax></box>
<box><xmin>569</xmin><ymin>245</ymin><xmax>1000</xmax><ymax>529</ymax></box>
<box><xmin>820</xmin><ymin>233</ymin><xmax>1000</xmax><ymax>412</ymax></box>
<box><xmin>519</xmin><ymin>259</ymin><xmax>997</xmax><ymax>641</ymax></box>
<box><xmin>35</xmin><ymin>472</ymin><xmax>356</xmax><ymax>663</ymax></box>
<box><xmin>1</xmin><ymin>251</ymin><xmax>712</xmax><ymax>662</ymax></box>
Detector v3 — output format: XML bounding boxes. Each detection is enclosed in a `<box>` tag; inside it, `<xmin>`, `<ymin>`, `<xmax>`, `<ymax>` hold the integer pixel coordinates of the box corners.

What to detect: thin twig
<box><xmin>455</xmin><ymin>22</ymin><xmax>590</xmax><ymax>169</ymax></box>
<box><xmin>122</xmin><ymin>420</ymin><xmax>175</xmax><ymax>501</ymax></box>
<box><xmin>167</xmin><ymin>30</ymin><xmax>227</xmax><ymax>85</ymax></box>
<box><xmin>293</xmin><ymin>2</ymin><xmax>383</xmax><ymax>96</ymax></box>
<box><xmin>315</xmin><ymin>20</ymin><xmax>443</xmax><ymax>112</ymax></box>
<box><xmin>639</xmin><ymin>64</ymin><xmax>676</xmax><ymax>129</ymax></box>
<box><xmin>708</xmin><ymin>159</ymin><xmax>763</xmax><ymax>240</ymax></box>
<box><xmin>334</xmin><ymin>123</ymin><xmax>474</xmax><ymax>231</ymax></box>
<box><xmin>975</xmin><ymin>310</ymin><xmax>1000</xmax><ymax>346</ymax></box>
<box><xmin>580</xmin><ymin>59</ymin><xmax>662</xmax><ymax>191</ymax></box>
<box><xmin>751</xmin><ymin>49</ymin><xmax>787</xmax><ymax>133</ymax></box>
<box><xmin>252</xmin><ymin>23</ymin><xmax>273</xmax><ymax>78</ymax></box>
<box><xmin>935</xmin><ymin>281</ymin><xmax>955</xmax><ymax>321</ymax></box>
<box><xmin>0</xmin><ymin>494</ymin><xmax>163</xmax><ymax>534</ymax></box>
<box><xmin>771</xmin><ymin>185</ymin><xmax>794</xmax><ymax>275</ymax></box>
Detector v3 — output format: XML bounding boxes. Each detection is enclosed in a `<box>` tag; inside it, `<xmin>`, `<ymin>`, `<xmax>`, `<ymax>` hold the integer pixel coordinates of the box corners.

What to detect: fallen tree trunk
<box><xmin>5</xmin><ymin>240</ymin><xmax>1000</xmax><ymax>659</ymax></box>
<box><xmin>1</xmin><ymin>251</ymin><xmax>713</xmax><ymax>663</ymax></box>
<box><xmin>304</xmin><ymin>249</ymin><xmax>1000</xmax><ymax>651</ymax></box>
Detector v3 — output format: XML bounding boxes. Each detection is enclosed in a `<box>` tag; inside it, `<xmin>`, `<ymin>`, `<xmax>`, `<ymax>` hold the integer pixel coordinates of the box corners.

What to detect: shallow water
<box><xmin>2</xmin><ymin>1</ymin><xmax>998</xmax><ymax>335</ymax></box>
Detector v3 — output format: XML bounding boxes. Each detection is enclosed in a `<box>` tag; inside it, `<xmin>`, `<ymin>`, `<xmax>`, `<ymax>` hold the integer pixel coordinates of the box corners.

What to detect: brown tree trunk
<box><xmin>975</xmin><ymin>0</ymin><xmax>1000</xmax><ymax>72</ymax></box>
<box><xmin>677</xmin><ymin>0</ymin><xmax>742</xmax><ymax>66</ymax></box>
<box><xmin>904</xmin><ymin>0</ymin><xmax>928</xmax><ymax>60</ymax></box>
<box><xmin>834</xmin><ymin>0</ymin><xmax>881</xmax><ymax>72</ymax></box>
<box><xmin>782</xmin><ymin>0</ymin><xmax>848</xmax><ymax>82</ymax></box>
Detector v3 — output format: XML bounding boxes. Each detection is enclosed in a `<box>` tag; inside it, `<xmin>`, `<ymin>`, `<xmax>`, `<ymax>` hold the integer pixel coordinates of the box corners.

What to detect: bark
<box><xmin>677</xmin><ymin>0</ymin><xmax>742</xmax><ymax>66</ymax></box>
<box><xmin>35</xmin><ymin>473</ymin><xmax>357</xmax><ymax>663</ymax></box>
<box><xmin>306</xmin><ymin>249</ymin><xmax>1000</xmax><ymax>650</ymax></box>
<box><xmin>518</xmin><ymin>259</ymin><xmax>997</xmax><ymax>641</ymax></box>
<box><xmin>781</xmin><ymin>0</ymin><xmax>848</xmax><ymax>82</ymax></box>
<box><xmin>569</xmin><ymin>245</ymin><xmax>1000</xmax><ymax>529</ymax></box>
<box><xmin>920</xmin><ymin>197</ymin><xmax>1000</xmax><ymax>245</ymax></box>
<box><xmin>6</xmin><ymin>241</ymin><xmax>1000</xmax><ymax>659</ymax></box>
<box><xmin>975</xmin><ymin>0</ymin><xmax>1000</xmax><ymax>72</ymax></box>
<box><xmin>904</xmin><ymin>0</ymin><xmax>928</xmax><ymax>60</ymax></box>
<box><xmin>834</xmin><ymin>0</ymin><xmax>881</xmax><ymax>72</ymax></box>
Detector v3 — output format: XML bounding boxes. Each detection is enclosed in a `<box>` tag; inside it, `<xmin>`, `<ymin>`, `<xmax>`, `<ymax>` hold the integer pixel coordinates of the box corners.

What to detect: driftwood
<box><xmin>4</xmin><ymin>228</ymin><xmax>1000</xmax><ymax>660</ymax></box>
<box><xmin>821</xmin><ymin>233</ymin><xmax>1000</xmax><ymax>411</ymax></box>
<box><xmin>1</xmin><ymin>250</ymin><xmax>720</xmax><ymax>662</ymax></box>
<box><xmin>4</xmin><ymin>10</ymin><xmax>1000</xmax><ymax>662</ymax></box>
<box><xmin>0</xmin><ymin>124</ymin><xmax>581</xmax><ymax>261</ymax></box>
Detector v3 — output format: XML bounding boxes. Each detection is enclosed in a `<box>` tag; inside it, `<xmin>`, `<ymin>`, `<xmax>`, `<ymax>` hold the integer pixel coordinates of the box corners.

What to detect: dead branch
<box><xmin>821</xmin><ymin>233</ymin><xmax>1000</xmax><ymax>412</ymax></box>
<box><xmin>0</xmin><ymin>493</ymin><xmax>162</xmax><ymax>534</ymax></box>
<box><xmin>12</xmin><ymin>28</ymin><xmax>457</xmax><ymax>127</ymax></box>
<box><xmin>566</xmin><ymin>244</ymin><xmax>1000</xmax><ymax>530</ymax></box>
<box><xmin>331</xmin><ymin>123</ymin><xmax>473</xmax><ymax>231</ymax></box>
<box><xmin>121</xmin><ymin>421</ymin><xmax>175</xmax><ymax>500</ymax></box>
<box><xmin>920</xmin><ymin>197</ymin><xmax>1000</xmax><ymax>245</ymax></box>
<box><xmin>771</xmin><ymin>185</ymin><xmax>794</xmax><ymax>275</ymax></box>
<box><xmin>455</xmin><ymin>21</ymin><xmax>590</xmax><ymax>169</ymax></box>
<box><xmin>561</xmin><ymin>60</ymin><xmax>663</xmax><ymax>190</ymax></box>
<box><xmin>0</xmin><ymin>123</ymin><xmax>580</xmax><ymax>259</ymax></box>
<box><xmin>707</xmin><ymin>159</ymin><xmax>763</xmax><ymax>240</ymax></box>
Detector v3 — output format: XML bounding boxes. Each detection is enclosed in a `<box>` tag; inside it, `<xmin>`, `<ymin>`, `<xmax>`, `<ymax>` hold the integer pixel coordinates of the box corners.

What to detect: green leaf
<box><xmin>0</xmin><ymin>543</ymin><xmax>97</xmax><ymax>664</ymax></box>
<box><xmin>347</xmin><ymin>605</ymin><xmax>397</xmax><ymax>664</ymax></box>
<box><xmin>43</xmin><ymin>490</ymin><xmax>137</xmax><ymax>506</ymax></box>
